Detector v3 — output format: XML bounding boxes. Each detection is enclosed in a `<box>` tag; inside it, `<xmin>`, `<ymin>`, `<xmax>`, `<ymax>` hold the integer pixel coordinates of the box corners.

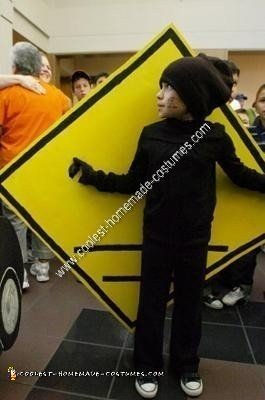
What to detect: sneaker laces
<box><xmin>205</xmin><ymin>294</ymin><xmax>218</xmax><ymax>302</ymax></box>
<box><xmin>182</xmin><ymin>372</ymin><xmax>201</xmax><ymax>382</ymax></box>
<box><xmin>182</xmin><ymin>372</ymin><xmax>201</xmax><ymax>390</ymax></box>
<box><xmin>137</xmin><ymin>376</ymin><xmax>158</xmax><ymax>385</ymax></box>
<box><xmin>230</xmin><ymin>287</ymin><xmax>243</xmax><ymax>296</ymax></box>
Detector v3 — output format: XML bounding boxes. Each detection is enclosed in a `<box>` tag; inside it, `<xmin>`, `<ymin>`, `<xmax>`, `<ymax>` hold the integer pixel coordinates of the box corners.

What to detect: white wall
<box><xmin>0</xmin><ymin>0</ymin><xmax>14</xmax><ymax>72</ymax></box>
<box><xmin>13</xmin><ymin>0</ymin><xmax>50</xmax><ymax>51</ymax></box>
<box><xmin>46</xmin><ymin>0</ymin><xmax>265</xmax><ymax>54</ymax></box>
<box><xmin>0</xmin><ymin>0</ymin><xmax>50</xmax><ymax>72</ymax></box>
<box><xmin>2</xmin><ymin>0</ymin><xmax>265</xmax><ymax>61</ymax></box>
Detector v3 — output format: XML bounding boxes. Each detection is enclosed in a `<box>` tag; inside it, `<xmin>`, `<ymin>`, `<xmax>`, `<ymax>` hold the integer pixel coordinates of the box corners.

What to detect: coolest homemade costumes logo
<box><xmin>7</xmin><ymin>366</ymin><xmax>17</xmax><ymax>381</ymax></box>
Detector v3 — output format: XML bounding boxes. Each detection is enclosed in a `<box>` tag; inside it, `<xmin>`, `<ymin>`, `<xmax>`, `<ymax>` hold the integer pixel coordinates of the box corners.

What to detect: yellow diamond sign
<box><xmin>0</xmin><ymin>25</ymin><xmax>265</xmax><ymax>329</ymax></box>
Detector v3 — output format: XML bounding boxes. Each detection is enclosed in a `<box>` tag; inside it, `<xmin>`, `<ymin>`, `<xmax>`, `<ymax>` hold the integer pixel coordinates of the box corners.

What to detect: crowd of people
<box><xmin>0</xmin><ymin>42</ymin><xmax>265</xmax><ymax>398</ymax></box>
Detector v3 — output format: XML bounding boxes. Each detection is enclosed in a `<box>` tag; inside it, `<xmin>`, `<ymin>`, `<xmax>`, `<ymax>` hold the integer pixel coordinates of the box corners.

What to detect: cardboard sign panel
<box><xmin>0</xmin><ymin>25</ymin><xmax>265</xmax><ymax>329</ymax></box>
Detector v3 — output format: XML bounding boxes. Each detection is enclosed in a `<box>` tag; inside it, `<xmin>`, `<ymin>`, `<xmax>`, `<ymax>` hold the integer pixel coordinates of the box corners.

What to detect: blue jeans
<box><xmin>2</xmin><ymin>203</ymin><xmax>53</xmax><ymax>263</ymax></box>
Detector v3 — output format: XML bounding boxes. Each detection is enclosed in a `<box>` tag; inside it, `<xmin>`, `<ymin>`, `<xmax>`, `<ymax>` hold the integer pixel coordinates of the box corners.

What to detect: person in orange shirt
<box><xmin>0</xmin><ymin>52</ymin><xmax>65</xmax><ymax>94</ymax></box>
<box><xmin>0</xmin><ymin>73</ymin><xmax>45</xmax><ymax>94</ymax></box>
<box><xmin>0</xmin><ymin>42</ymin><xmax>71</xmax><ymax>288</ymax></box>
<box><xmin>0</xmin><ymin>52</ymin><xmax>52</xmax><ymax>93</ymax></box>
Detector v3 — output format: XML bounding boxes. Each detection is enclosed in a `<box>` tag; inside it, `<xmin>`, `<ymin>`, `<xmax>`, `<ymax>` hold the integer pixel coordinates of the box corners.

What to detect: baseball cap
<box><xmin>71</xmin><ymin>70</ymin><xmax>91</xmax><ymax>84</ymax></box>
<box><xmin>235</xmin><ymin>93</ymin><xmax>248</xmax><ymax>101</ymax></box>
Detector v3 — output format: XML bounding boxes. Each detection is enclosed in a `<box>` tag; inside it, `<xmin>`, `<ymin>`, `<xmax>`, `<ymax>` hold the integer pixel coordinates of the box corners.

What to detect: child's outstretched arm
<box><xmin>68</xmin><ymin>131</ymin><xmax>148</xmax><ymax>194</ymax></box>
<box><xmin>217</xmin><ymin>127</ymin><xmax>265</xmax><ymax>193</ymax></box>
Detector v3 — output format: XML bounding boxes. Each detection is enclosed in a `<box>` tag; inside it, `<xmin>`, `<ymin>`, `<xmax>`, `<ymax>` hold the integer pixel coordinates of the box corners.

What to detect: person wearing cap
<box><xmin>71</xmin><ymin>70</ymin><xmax>91</xmax><ymax>102</ymax></box>
<box><xmin>68</xmin><ymin>54</ymin><xmax>265</xmax><ymax>398</ymax></box>
<box><xmin>235</xmin><ymin>93</ymin><xmax>248</xmax><ymax>109</ymax></box>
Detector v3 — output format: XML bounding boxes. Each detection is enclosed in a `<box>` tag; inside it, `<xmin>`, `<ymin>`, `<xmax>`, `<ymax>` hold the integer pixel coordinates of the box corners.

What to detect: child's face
<box><xmin>230</xmin><ymin>73</ymin><xmax>239</xmax><ymax>101</ymax></box>
<box><xmin>40</xmin><ymin>55</ymin><xmax>52</xmax><ymax>83</ymax></box>
<box><xmin>73</xmin><ymin>78</ymin><xmax>91</xmax><ymax>101</ymax></box>
<box><xmin>157</xmin><ymin>82</ymin><xmax>192</xmax><ymax>120</ymax></box>
<box><xmin>255</xmin><ymin>88</ymin><xmax>265</xmax><ymax>123</ymax></box>
<box><xmin>96</xmin><ymin>75</ymin><xmax>107</xmax><ymax>85</ymax></box>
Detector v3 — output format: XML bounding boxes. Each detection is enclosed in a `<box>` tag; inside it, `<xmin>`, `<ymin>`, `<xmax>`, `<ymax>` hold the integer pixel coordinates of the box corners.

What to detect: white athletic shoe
<box><xmin>135</xmin><ymin>377</ymin><xmax>158</xmax><ymax>398</ymax></box>
<box><xmin>30</xmin><ymin>261</ymin><xmax>50</xmax><ymax>282</ymax></box>
<box><xmin>203</xmin><ymin>294</ymin><xmax>223</xmax><ymax>310</ymax></box>
<box><xmin>180</xmin><ymin>373</ymin><xmax>203</xmax><ymax>397</ymax></box>
<box><xmin>222</xmin><ymin>286</ymin><xmax>250</xmax><ymax>306</ymax></box>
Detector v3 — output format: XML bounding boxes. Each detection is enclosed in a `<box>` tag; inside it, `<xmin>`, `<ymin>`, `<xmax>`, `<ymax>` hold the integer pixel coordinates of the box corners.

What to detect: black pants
<box><xmin>134</xmin><ymin>240</ymin><xmax>208</xmax><ymax>375</ymax></box>
<box><xmin>218</xmin><ymin>248</ymin><xmax>258</xmax><ymax>289</ymax></box>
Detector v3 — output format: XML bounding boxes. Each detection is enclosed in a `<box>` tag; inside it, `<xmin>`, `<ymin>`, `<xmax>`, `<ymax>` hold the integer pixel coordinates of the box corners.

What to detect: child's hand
<box><xmin>68</xmin><ymin>157</ymin><xmax>82</xmax><ymax>178</ymax></box>
<box><xmin>68</xmin><ymin>157</ymin><xmax>96</xmax><ymax>185</ymax></box>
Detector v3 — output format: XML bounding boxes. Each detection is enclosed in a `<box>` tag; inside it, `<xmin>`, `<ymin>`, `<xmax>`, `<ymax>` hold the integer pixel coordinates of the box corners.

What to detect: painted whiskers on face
<box><xmin>167</xmin><ymin>96</ymin><xmax>178</xmax><ymax>109</ymax></box>
<box><xmin>157</xmin><ymin>82</ymin><xmax>193</xmax><ymax>120</ymax></box>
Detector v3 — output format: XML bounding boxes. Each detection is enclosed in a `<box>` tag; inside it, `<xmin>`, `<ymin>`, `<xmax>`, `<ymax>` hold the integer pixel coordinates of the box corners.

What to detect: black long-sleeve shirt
<box><xmin>87</xmin><ymin>118</ymin><xmax>265</xmax><ymax>244</ymax></box>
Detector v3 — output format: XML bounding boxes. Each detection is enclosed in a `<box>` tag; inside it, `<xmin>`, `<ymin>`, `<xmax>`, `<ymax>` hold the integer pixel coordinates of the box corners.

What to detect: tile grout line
<box><xmin>106</xmin><ymin>331</ymin><xmax>129</xmax><ymax>399</ymax></box>
<box><xmin>202</xmin><ymin>320</ymin><xmax>265</xmax><ymax>329</ymax></box>
<box><xmin>63</xmin><ymin>337</ymin><xmax>125</xmax><ymax>350</ymax></box>
<box><xmin>202</xmin><ymin>321</ymin><xmax>242</xmax><ymax>328</ymax></box>
<box><xmin>244</xmin><ymin>325</ymin><xmax>265</xmax><ymax>331</ymax></box>
<box><xmin>236</xmin><ymin>306</ymin><xmax>257</xmax><ymax>364</ymax></box>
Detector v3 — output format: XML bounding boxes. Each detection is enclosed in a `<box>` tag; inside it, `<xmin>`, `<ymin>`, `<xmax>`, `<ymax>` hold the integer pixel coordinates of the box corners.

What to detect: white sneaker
<box><xmin>180</xmin><ymin>373</ymin><xmax>203</xmax><ymax>397</ymax></box>
<box><xmin>203</xmin><ymin>294</ymin><xmax>223</xmax><ymax>310</ymax></box>
<box><xmin>222</xmin><ymin>286</ymin><xmax>250</xmax><ymax>306</ymax></box>
<box><xmin>23</xmin><ymin>269</ymin><xmax>30</xmax><ymax>290</ymax></box>
<box><xmin>30</xmin><ymin>261</ymin><xmax>50</xmax><ymax>282</ymax></box>
<box><xmin>135</xmin><ymin>377</ymin><xmax>158</xmax><ymax>398</ymax></box>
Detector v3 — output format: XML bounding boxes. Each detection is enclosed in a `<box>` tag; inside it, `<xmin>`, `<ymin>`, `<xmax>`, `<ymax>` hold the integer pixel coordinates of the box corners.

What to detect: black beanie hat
<box><xmin>160</xmin><ymin>53</ymin><xmax>233</xmax><ymax>120</ymax></box>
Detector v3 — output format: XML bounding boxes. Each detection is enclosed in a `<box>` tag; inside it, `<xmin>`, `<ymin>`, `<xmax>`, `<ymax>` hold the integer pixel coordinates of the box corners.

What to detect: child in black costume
<box><xmin>69</xmin><ymin>54</ymin><xmax>265</xmax><ymax>398</ymax></box>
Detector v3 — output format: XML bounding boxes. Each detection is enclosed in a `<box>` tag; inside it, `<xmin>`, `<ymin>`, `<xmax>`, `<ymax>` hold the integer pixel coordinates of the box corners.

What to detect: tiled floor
<box><xmin>0</xmin><ymin>252</ymin><xmax>264</xmax><ymax>400</ymax></box>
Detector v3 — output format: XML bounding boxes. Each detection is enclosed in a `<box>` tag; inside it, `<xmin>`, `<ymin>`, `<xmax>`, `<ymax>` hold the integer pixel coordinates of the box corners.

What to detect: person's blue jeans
<box><xmin>2</xmin><ymin>203</ymin><xmax>53</xmax><ymax>263</ymax></box>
